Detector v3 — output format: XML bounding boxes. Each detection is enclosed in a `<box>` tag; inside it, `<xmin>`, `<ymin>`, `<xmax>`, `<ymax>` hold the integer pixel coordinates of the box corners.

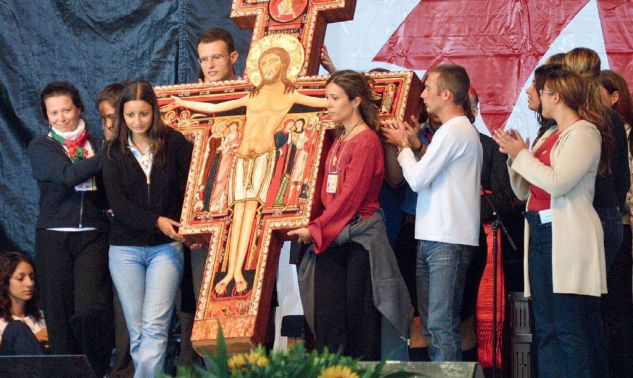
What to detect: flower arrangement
<box><xmin>166</xmin><ymin>326</ymin><xmax>416</xmax><ymax>378</ymax></box>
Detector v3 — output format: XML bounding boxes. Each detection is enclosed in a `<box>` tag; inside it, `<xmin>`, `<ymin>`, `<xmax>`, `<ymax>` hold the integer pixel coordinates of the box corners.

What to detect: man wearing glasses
<box><xmin>197</xmin><ymin>28</ymin><xmax>240</xmax><ymax>83</ymax></box>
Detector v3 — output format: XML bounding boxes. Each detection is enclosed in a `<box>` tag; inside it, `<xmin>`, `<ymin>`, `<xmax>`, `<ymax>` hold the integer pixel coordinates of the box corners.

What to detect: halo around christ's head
<box><xmin>245</xmin><ymin>34</ymin><xmax>305</xmax><ymax>87</ymax></box>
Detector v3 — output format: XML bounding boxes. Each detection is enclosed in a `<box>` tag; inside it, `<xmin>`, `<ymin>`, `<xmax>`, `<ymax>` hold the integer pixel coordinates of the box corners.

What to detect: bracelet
<box><xmin>397</xmin><ymin>141</ymin><xmax>410</xmax><ymax>154</ymax></box>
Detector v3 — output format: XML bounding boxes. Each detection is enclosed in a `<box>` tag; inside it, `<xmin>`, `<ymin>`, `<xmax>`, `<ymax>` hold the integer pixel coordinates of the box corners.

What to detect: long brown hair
<box><xmin>326</xmin><ymin>70</ymin><xmax>380</xmax><ymax>132</ymax></box>
<box><xmin>599</xmin><ymin>69</ymin><xmax>633</xmax><ymax>156</ymax></box>
<box><xmin>0</xmin><ymin>252</ymin><xmax>41</xmax><ymax>322</ymax></box>
<box><xmin>545</xmin><ymin>53</ymin><xmax>566</xmax><ymax>65</ymax></box>
<box><xmin>109</xmin><ymin>80</ymin><xmax>168</xmax><ymax>166</ymax></box>
<box><xmin>564</xmin><ymin>47</ymin><xmax>601</xmax><ymax>79</ymax></box>
<box><xmin>532</xmin><ymin>64</ymin><xmax>564</xmax><ymax>144</ymax></box>
<box><xmin>599</xmin><ymin>70</ymin><xmax>633</xmax><ymax>127</ymax></box>
<box><xmin>563</xmin><ymin>48</ymin><xmax>617</xmax><ymax>175</ymax></box>
<box><xmin>545</xmin><ymin>68</ymin><xmax>612</xmax><ymax>174</ymax></box>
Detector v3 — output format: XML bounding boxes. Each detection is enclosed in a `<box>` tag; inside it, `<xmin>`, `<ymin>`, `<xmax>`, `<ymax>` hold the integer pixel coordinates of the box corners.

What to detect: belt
<box><xmin>403</xmin><ymin>214</ymin><xmax>416</xmax><ymax>224</ymax></box>
<box><xmin>523</xmin><ymin>209</ymin><xmax>552</xmax><ymax>225</ymax></box>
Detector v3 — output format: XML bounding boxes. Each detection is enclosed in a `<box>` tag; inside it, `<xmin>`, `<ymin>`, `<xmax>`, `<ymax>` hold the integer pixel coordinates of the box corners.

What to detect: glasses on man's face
<box><xmin>198</xmin><ymin>54</ymin><xmax>228</xmax><ymax>65</ymax></box>
<box><xmin>539</xmin><ymin>89</ymin><xmax>556</xmax><ymax>96</ymax></box>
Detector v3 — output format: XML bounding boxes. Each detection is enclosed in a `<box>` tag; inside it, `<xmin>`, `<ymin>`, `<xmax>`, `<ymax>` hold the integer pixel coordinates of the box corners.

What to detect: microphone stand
<box><xmin>481</xmin><ymin>187</ymin><xmax>517</xmax><ymax>378</ymax></box>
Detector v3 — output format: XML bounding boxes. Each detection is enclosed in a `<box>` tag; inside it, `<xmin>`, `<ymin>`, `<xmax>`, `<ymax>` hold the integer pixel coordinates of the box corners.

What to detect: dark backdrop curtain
<box><xmin>0</xmin><ymin>0</ymin><xmax>251</xmax><ymax>253</ymax></box>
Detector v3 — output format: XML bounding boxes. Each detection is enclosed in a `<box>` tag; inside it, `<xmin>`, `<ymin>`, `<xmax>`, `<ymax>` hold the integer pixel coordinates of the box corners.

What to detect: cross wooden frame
<box><xmin>153</xmin><ymin>0</ymin><xmax>421</xmax><ymax>354</ymax></box>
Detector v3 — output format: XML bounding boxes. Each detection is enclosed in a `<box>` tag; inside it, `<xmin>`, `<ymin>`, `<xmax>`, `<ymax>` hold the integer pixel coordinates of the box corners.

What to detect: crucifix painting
<box><xmin>172</xmin><ymin>33</ymin><xmax>327</xmax><ymax>297</ymax></box>
<box><xmin>154</xmin><ymin>0</ymin><xmax>420</xmax><ymax>353</ymax></box>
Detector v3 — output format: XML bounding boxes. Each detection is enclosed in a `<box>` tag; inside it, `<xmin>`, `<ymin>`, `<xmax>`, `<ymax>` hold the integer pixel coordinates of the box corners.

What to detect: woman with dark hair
<box><xmin>494</xmin><ymin>67</ymin><xmax>608</xmax><ymax>377</ymax></box>
<box><xmin>96</xmin><ymin>82</ymin><xmax>126</xmax><ymax>142</ymax></box>
<box><xmin>528</xmin><ymin>64</ymin><xmax>564</xmax><ymax>143</ymax></box>
<box><xmin>0</xmin><ymin>252</ymin><xmax>46</xmax><ymax>355</ymax></box>
<box><xmin>599</xmin><ymin>69</ymin><xmax>633</xmax><ymax>139</ymax></box>
<box><xmin>545</xmin><ymin>53</ymin><xmax>566</xmax><ymax>65</ymax></box>
<box><xmin>288</xmin><ymin>70</ymin><xmax>412</xmax><ymax>360</ymax></box>
<box><xmin>598</xmin><ymin>68</ymin><xmax>633</xmax><ymax>378</ymax></box>
<box><xmin>104</xmin><ymin>80</ymin><xmax>192</xmax><ymax>378</ymax></box>
<box><xmin>26</xmin><ymin>81</ymin><xmax>112</xmax><ymax>377</ymax></box>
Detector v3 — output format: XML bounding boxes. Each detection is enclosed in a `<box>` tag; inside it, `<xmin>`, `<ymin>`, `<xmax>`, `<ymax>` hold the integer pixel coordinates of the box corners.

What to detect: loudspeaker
<box><xmin>0</xmin><ymin>355</ymin><xmax>95</xmax><ymax>378</ymax></box>
<box><xmin>510</xmin><ymin>291</ymin><xmax>534</xmax><ymax>378</ymax></box>
<box><xmin>359</xmin><ymin>361</ymin><xmax>484</xmax><ymax>377</ymax></box>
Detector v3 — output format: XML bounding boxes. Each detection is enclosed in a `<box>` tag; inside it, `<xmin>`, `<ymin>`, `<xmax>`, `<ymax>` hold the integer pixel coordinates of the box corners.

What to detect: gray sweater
<box><xmin>298</xmin><ymin>210</ymin><xmax>413</xmax><ymax>339</ymax></box>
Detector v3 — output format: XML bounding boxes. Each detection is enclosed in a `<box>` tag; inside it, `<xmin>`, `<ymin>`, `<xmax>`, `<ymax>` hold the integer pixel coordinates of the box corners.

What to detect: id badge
<box><xmin>326</xmin><ymin>172</ymin><xmax>338</xmax><ymax>194</ymax></box>
<box><xmin>75</xmin><ymin>177</ymin><xmax>97</xmax><ymax>192</ymax></box>
<box><xmin>539</xmin><ymin>209</ymin><xmax>552</xmax><ymax>224</ymax></box>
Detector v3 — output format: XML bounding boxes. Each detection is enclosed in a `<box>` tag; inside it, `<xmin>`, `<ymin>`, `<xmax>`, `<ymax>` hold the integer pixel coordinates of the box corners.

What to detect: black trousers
<box><xmin>0</xmin><ymin>320</ymin><xmax>44</xmax><ymax>355</ymax></box>
<box><xmin>35</xmin><ymin>229</ymin><xmax>113</xmax><ymax>377</ymax></box>
<box><xmin>393</xmin><ymin>220</ymin><xmax>418</xmax><ymax>315</ymax></box>
<box><xmin>313</xmin><ymin>242</ymin><xmax>381</xmax><ymax>360</ymax></box>
<box><xmin>460</xmin><ymin>225</ymin><xmax>487</xmax><ymax>321</ymax></box>
<box><xmin>111</xmin><ymin>288</ymin><xmax>133</xmax><ymax>377</ymax></box>
<box><xmin>603</xmin><ymin>224</ymin><xmax>633</xmax><ymax>378</ymax></box>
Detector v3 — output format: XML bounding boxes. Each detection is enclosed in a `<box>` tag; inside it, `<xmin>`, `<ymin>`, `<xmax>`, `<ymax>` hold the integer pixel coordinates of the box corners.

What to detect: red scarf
<box><xmin>49</xmin><ymin>128</ymin><xmax>89</xmax><ymax>161</ymax></box>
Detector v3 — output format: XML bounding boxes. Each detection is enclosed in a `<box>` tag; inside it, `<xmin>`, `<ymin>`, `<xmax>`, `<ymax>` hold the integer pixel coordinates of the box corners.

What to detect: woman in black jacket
<box><xmin>104</xmin><ymin>80</ymin><xmax>192</xmax><ymax>378</ymax></box>
<box><xmin>26</xmin><ymin>81</ymin><xmax>112</xmax><ymax>377</ymax></box>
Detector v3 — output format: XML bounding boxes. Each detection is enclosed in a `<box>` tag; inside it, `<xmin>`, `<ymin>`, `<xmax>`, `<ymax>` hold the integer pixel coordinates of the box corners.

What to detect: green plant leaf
<box><xmin>215</xmin><ymin>323</ymin><xmax>229</xmax><ymax>378</ymax></box>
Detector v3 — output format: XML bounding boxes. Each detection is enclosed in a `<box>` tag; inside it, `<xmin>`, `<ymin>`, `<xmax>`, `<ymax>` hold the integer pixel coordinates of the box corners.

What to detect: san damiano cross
<box><xmin>154</xmin><ymin>0</ymin><xmax>421</xmax><ymax>353</ymax></box>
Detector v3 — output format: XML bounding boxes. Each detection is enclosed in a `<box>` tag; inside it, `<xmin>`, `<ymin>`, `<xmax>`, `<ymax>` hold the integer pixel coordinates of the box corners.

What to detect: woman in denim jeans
<box><xmin>597</xmin><ymin>69</ymin><xmax>633</xmax><ymax>378</ymax></box>
<box><xmin>493</xmin><ymin>67</ymin><xmax>611</xmax><ymax>377</ymax></box>
<box><xmin>104</xmin><ymin>81</ymin><xmax>192</xmax><ymax>378</ymax></box>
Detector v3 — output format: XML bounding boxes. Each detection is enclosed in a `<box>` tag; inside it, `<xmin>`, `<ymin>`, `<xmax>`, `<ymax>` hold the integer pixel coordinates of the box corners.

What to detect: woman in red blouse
<box><xmin>289</xmin><ymin>70</ymin><xmax>393</xmax><ymax>360</ymax></box>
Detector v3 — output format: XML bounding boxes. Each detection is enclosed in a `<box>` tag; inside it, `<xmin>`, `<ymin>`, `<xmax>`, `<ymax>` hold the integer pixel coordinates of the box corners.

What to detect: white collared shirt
<box><xmin>127</xmin><ymin>136</ymin><xmax>153</xmax><ymax>182</ymax></box>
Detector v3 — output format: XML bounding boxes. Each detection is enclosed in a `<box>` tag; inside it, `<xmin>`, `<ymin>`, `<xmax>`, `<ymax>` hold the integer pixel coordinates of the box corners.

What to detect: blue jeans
<box><xmin>595</xmin><ymin>206</ymin><xmax>623</xmax><ymax>270</ymax></box>
<box><xmin>416</xmin><ymin>240</ymin><xmax>474</xmax><ymax>361</ymax></box>
<box><xmin>109</xmin><ymin>242</ymin><xmax>184</xmax><ymax>378</ymax></box>
<box><xmin>525</xmin><ymin>211</ymin><xmax>606</xmax><ymax>378</ymax></box>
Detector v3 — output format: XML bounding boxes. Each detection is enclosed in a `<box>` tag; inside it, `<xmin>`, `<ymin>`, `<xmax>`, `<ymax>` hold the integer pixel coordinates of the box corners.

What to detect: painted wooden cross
<box><xmin>154</xmin><ymin>0</ymin><xmax>421</xmax><ymax>354</ymax></box>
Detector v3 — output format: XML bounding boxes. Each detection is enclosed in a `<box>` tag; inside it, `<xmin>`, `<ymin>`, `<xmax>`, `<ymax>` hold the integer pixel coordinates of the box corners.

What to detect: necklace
<box><xmin>341</xmin><ymin>118</ymin><xmax>364</xmax><ymax>141</ymax></box>
<box><xmin>331</xmin><ymin>118</ymin><xmax>364</xmax><ymax>169</ymax></box>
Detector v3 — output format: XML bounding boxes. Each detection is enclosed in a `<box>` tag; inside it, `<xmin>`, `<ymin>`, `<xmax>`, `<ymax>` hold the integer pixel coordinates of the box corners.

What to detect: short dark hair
<box><xmin>197</xmin><ymin>27</ymin><xmax>235</xmax><ymax>52</ymax></box>
<box><xmin>95</xmin><ymin>82</ymin><xmax>126</xmax><ymax>110</ymax></box>
<box><xmin>468</xmin><ymin>87</ymin><xmax>479</xmax><ymax>107</ymax></box>
<box><xmin>427</xmin><ymin>64</ymin><xmax>474</xmax><ymax>122</ymax></box>
<box><xmin>40</xmin><ymin>81</ymin><xmax>84</xmax><ymax>120</ymax></box>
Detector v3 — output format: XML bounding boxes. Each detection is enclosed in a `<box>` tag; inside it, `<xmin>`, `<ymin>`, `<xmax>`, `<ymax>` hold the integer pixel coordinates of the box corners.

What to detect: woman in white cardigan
<box><xmin>493</xmin><ymin>67</ymin><xmax>610</xmax><ymax>378</ymax></box>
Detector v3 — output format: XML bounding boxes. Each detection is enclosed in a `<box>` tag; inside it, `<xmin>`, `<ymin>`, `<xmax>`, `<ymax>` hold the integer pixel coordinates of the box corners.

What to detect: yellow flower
<box><xmin>246</xmin><ymin>351</ymin><xmax>269</xmax><ymax>367</ymax></box>
<box><xmin>228</xmin><ymin>351</ymin><xmax>269</xmax><ymax>371</ymax></box>
<box><xmin>318</xmin><ymin>365</ymin><xmax>359</xmax><ymax>378</ymax></box>
<box><xmin>228</xmin><ymin>353</ymin><xmax>248</xmax><ymax>369</ymax></box>
<box><xmin>255</xmin><ymin>355</ymin><xmax>269</xmax><ymax>367</ymax></box>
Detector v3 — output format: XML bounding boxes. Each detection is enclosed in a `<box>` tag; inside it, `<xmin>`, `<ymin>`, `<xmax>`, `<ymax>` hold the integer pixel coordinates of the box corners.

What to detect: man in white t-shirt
<box><xmin>386</xmin><ymin>64</ymin><xmax>483</xmax><ymax>361</ymax></box>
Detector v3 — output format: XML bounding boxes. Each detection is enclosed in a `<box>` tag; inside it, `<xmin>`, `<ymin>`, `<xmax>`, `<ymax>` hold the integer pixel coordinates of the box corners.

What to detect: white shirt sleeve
<box><xmin>397</xmin><ymin>126</ymin><xmax>462</xmax><ymax>192</ymax></box>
